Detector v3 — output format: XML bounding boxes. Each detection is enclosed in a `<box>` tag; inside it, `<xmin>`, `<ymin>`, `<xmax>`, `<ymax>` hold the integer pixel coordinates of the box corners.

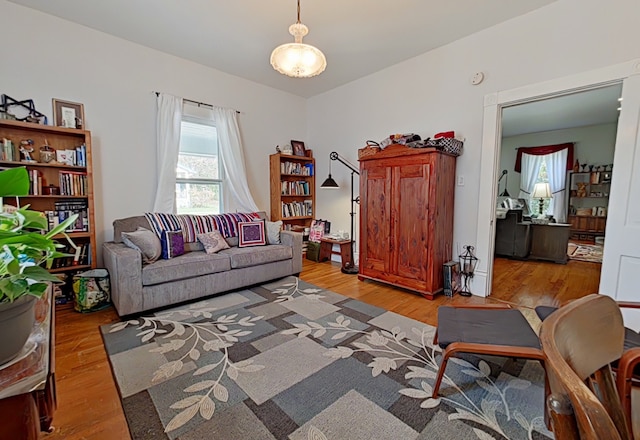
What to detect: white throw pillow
<box><xmin>266</xmin><ymin>220</ymin><xmax>283</xmax><ymax>244</ymax></box>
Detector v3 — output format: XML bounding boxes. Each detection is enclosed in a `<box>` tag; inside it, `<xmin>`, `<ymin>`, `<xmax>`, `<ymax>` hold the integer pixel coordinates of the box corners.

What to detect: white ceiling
<box><xmin>501</xmin><ymin>84</ymin><xmax>623</xmax><ymax>137</ymax></box>
<box><xmin>9</xmin><ymin>0</ymin><xmax>556</xmax><ymax>98</ymax></box>
<box><xmin>13</xmin><ymin>0</ymin><xmax>618</xmax><ymax>135</ymax></box>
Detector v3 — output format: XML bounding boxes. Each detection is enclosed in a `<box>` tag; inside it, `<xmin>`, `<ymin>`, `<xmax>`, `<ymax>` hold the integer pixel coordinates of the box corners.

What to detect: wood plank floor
<box><xmin>45</xmin><ymin>257</ymin><xmax>601</xmax><ymax>440</ymax></box>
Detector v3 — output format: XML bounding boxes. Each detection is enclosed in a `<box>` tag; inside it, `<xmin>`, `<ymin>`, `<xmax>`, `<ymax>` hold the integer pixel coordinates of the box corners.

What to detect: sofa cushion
<box><xmin>197</xmin><ymin>230</ymin><xmax>230</xmax><ymax>254</ymax></box>
<box><xmin>142</xmin><ymin>251</ymin><xmax>231</xmax><ymax>286</ymax></box>
<box><xmin>238</xmin><ymin>221</ymin><xmax>267</xmax><ymax>247</ymax></box>
<box><xmin>161</xmin><ymin>230</ymin><xmax>185</xmax><ymax>259</ymax></box>
<box><xmin>121</xmin><ymin>227</ymin><xmax>162</xmax><ymax>264</ymax></box>
<box><xmin>222</xmin><ymin>245</ymin><xmax>292</xmax><ymax>269</ymax></box>
<box><xmin>266</xmin><ymin>220</ymin><xmax>283</xmax><ymax>244</ymax></box>
<box><xmin>113</xmin><ymin>216</ymin><xmax>153</xmax><ymax>243</ymax></box>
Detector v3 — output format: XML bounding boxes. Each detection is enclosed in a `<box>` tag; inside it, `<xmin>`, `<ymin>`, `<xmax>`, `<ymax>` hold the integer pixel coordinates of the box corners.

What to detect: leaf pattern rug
<box><xmin>101</xmin><ymin>277</ymin><xmax>553</xmax><ymax>440</ymax></box>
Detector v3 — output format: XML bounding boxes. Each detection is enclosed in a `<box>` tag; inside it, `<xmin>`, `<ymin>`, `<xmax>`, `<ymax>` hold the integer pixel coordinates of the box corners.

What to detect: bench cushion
<box><xmin>437</xmin><ymin>307</ymin><xmax>540</xmax><ymax>349</ymax></box>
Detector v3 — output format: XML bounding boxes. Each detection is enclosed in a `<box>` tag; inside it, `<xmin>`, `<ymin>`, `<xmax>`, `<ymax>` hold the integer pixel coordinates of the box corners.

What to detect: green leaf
<box><xmin>0</xmin><ymin>168</ymin><xmax>30</xmax><ymax>197</ymax></box>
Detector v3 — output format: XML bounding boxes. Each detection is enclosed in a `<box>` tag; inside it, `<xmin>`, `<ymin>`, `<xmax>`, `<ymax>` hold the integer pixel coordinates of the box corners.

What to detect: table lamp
<box><xmin>532</xmin><ymin>182</ymin><xmax>552</xmax><ymax>218</ymax></box>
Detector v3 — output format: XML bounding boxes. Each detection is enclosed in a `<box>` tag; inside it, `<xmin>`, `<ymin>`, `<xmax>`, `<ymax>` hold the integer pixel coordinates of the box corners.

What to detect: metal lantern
<box><xmin>459</xmin><ymin>245</ymin><xmax>478</xmax><ymax>297</ymax></box>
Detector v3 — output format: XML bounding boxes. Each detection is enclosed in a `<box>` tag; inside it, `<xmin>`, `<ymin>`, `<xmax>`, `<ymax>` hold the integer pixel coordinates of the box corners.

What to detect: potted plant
<box><xmin>0</xmin><ymin>167</ymin><xmax>78</xmax><ymax>364</ymax></box>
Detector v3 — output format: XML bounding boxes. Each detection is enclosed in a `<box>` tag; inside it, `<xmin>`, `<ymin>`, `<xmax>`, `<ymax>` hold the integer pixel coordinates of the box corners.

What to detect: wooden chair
<box><xmin>539</xmin><ymin>294</ymin><xmax>633</xmax><ymax>440</ymax></box>
<box><xmin>538</xmin><ymin>300</ymin><xmax>640</xmax><ymax>437</ymax></box>
<box><xmin>432</xmin><ymin>303</ymin><xmax>546</xmax><ymax>398</ymax></box>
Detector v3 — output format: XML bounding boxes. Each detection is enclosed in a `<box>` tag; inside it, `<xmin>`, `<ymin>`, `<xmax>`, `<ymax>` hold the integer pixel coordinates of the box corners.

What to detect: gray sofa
<box><xmin>102</xmin><ymin>213</ymin><xmax>302</xmax><ymax>316</ymax></box>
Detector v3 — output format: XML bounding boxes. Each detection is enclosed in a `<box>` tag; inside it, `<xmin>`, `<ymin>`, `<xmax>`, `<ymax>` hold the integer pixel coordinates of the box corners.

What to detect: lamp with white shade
<box><xmin>532</xmin><ymin>182</ymin><xmax>552</xmax><ymax>218</ymax></box>
<box><xmin>270</xmin><ymin>0</ymin><xmax>327</xmax><ymax>78</ymax></box>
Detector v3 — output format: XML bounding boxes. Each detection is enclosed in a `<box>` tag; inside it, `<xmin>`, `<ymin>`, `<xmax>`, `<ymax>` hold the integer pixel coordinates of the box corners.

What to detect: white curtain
<box><xmin>547</xmin><ymin>148</ymin><xmax>569</xmax><ymax>222</ymax></box>
<box><xmin>211</xmin><ymin>107</ymin><xmax>259</xmax><ymax>212</ymax></box>
<box><xmin>153</xmin><ymin>93</ymin><xmax>183</xmax><ymax>213</ymax></box>
<box><xmin>518</xmin><ymin>153</ymin><xmax>545</xmax><ymax>215</ymax></box>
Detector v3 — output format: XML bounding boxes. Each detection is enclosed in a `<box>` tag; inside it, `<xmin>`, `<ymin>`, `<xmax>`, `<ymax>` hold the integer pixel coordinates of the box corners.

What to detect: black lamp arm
<box><xmin>330</xmin><ymin>152</ymin><xmax>360</xmax><ymax>175</ymax></box>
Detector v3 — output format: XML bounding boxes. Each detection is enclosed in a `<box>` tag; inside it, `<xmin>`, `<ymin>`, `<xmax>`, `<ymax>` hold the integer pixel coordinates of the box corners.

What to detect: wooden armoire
<box><xmin>358</xmin><ymin>144</ymin><xmax>457</xmax><ymax>299</ymax></box>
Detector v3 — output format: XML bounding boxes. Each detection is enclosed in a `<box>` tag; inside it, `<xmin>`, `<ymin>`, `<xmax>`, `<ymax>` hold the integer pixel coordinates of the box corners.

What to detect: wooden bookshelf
<box><xmin>0</xmin><ymin>119</ymin><xmax>96</xmax><ymax>274</ymax></box>
<box><xmin>269</xmin><ymin>151</ymin><xmax>315</xmax><ymax>231</ymax></box>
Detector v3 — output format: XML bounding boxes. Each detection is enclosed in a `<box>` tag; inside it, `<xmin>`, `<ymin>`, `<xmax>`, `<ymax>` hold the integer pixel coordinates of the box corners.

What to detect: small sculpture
<box><xmin>576</xmin><ymin>182</ymin><xmax>588</xmax><ymax>197</ymax></box>
<box><xmin>581</xmin><ymin>163</ymin><xmax>587</xmax><ymax>172</ymax></box>
<box><xmin>19</xmin><ymin>139</ymin><xmax>36</xmax><ymax>162</ymax></box>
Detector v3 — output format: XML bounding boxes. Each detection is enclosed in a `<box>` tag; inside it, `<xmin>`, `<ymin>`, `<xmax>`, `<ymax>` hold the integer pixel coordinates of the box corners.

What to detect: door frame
<box><xmin>472</xmin><ymin>58</ymin><xmax>640</xmax><ymax>297</ymax></box>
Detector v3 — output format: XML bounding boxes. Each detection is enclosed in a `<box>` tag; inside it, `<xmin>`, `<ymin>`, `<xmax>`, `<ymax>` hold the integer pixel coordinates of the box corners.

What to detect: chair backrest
<box><xmin>539</xmin><ymin>294</ymin><xmax>632</xmax><ymax>440</ymax></box>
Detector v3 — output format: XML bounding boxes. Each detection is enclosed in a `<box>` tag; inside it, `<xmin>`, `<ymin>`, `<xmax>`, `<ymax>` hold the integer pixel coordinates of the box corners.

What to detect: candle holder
<box><xmin>459</xmin><ymin>245</ymin><xmax>478</xmax><ymax>297</ymax></box>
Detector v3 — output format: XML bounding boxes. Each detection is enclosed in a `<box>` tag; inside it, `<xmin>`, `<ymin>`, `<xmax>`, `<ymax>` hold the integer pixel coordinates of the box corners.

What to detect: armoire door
<box><xmin>392</xmin><ymin>163</ymin><xmax>429</xmax><ymax>287</ymax></box>
<box><xmin>360</xmin><ymin>163</ymin><xmax>391</xmax><ymax>276</ymax></box>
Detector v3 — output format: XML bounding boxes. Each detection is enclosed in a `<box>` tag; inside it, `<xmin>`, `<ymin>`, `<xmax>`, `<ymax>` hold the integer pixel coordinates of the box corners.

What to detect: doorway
<box><xmin>473</xmin><ymin>58</ymin><xmax>640</xmax><ymax>303</ymax></box>
<box><xmin>490</xmin><ymin>84</ymin><xmax>621</xmax><ymax>302</ymax></box>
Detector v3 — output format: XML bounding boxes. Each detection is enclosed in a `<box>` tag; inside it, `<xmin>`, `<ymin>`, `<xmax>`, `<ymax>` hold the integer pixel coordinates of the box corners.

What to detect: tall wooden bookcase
<box><xmin>269</xmin><ymin>151</ymin><xmax>315</xmax><ymax>231</ymax></box>
<box><xmin>0</xmin><ymin>119</ymin><xmax>96</xmax><ymax>275</ymax></box>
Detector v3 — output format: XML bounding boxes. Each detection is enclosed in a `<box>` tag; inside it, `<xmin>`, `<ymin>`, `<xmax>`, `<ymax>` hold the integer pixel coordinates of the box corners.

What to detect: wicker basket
<box><xmin>358</xmin><ymin>145</ymin><xmax>380</xmax><ymax>159</ymax></box>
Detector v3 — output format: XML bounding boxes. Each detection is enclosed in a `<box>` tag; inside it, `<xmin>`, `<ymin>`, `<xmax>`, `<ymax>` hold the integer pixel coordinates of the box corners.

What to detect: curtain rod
<box><xmin>154</xmin><ymin>92</ymin><xmax>240</xmax><ymax>114</ymax></box>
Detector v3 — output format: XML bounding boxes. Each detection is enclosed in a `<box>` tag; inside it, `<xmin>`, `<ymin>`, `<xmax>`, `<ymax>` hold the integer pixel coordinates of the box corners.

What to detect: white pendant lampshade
<box><xmin>270</xmin><ymin>0</ymin><xmax>326</xmax><ymax>78</ymax></box>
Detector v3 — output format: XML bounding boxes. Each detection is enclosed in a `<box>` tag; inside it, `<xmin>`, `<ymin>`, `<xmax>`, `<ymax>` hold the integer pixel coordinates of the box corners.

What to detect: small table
<box><xmin>319</xmin><ymin>237</ymin><xmax>353</xmax><ymax>267</ymax></box>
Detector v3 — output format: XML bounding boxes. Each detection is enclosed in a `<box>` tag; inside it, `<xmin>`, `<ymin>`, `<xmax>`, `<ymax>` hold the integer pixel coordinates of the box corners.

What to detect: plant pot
<box><xmin>0</xmin><ymin>296</ymin><xmax>36</xmax><ymax>365</ymax></box>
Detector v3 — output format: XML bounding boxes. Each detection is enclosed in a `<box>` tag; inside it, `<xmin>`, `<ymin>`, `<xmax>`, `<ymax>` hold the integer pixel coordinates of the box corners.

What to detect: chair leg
<box><xmin>432</xmin><ymin>350</ymin><xmax>451</xmax><ymax>398</ymax></box>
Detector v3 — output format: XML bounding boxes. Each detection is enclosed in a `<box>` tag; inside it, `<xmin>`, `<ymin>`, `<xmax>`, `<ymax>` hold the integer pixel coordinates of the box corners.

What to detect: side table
<box><xmin>319</xmin><ymin>237</ymin><xmax>353</xmax><ymax>268</ymax></box>
<box><xmin>0</xmin><ymin>286</ymin><xmax>55</xmax><ymax>439</ymax></box>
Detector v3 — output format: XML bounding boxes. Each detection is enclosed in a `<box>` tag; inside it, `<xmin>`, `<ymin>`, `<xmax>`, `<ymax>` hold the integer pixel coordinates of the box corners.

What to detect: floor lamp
<box><xmin>498</xmin><ymin>169</ymin><xmax>510</xmax><ymax>197</ymax></box>
<box><xmin>320</xmin><ymin>152</ymin><xmax>360</xmax><ymax>274</ymax></box>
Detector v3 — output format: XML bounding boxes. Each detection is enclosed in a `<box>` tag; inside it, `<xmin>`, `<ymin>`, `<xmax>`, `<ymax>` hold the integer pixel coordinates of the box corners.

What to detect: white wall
<box><xmin>307</xmin><ymin>0</ymin><xmax>640</xmax><ymax>258</ymax></box>
<box><xmin>0</xmin><ymin>1</ymin><xmax>307</xmax><ymax>257</ymax></box>
<box><xmin>500</xmin><ymin>123</ymin><xmax>618</xmax><ymax>197</ymax></box>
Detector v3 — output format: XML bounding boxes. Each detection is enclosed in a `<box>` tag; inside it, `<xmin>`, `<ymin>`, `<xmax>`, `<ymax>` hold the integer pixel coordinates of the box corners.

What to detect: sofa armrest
<box><xmin>280</xmin><ymin>230</ymin><xmax>303</xmax><ymax>274</ymax></box>
<box><xmin>103</xmin><ymin>241</ymin><xmax>143</xmax><ymax>316</ymax></box>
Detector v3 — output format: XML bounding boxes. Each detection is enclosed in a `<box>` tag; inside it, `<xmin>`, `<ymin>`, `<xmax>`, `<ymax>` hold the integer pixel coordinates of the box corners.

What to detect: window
<box><xmin>530</xmin><ymin>157</ymin><xmax>551</xmax><ymax>216</ymax></box>
<box><xmin>175</xmin><ymin>117</ymin><xmax>222</xmax><ymax>214</ymax></box>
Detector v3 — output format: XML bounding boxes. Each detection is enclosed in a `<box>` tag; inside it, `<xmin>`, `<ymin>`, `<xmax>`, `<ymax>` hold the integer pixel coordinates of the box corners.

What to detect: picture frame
<box><xmin>52</xmin><ymin>99</ymin><xmax>85</xmax><ymax>129</ymax></box>
<box><xmin>291</xmin><ymin>140</ymin><xmax>306</xmax><ymax>157</ymax></box>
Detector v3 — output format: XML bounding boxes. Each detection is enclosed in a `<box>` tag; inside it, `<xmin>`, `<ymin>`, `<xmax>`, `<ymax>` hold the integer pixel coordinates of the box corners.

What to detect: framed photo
<box><xmin>52</xmin><ymin>99</ymin><xmax>85</xmax><ymax>129</ymax></box>
<box><xmin>291</xmin><ymin>140</ymin><xmax>306</xmax><ymax>157</ymax></box>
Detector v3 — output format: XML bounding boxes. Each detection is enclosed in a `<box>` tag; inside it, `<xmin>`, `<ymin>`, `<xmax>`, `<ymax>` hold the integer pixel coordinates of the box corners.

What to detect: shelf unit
<box><xmin>567</xmin><ymin>171</ymin><xmax>610</xmax><ymax>241</ymax></box>
<box><xmin>269</xmin><ymin>151</ymin><xmax>315</xmax><ymax>232</ymax></box>
<box><xmin>0</xmin><ymin>119</ymin><xmax>96</xmax><ymax>274</ymax></box>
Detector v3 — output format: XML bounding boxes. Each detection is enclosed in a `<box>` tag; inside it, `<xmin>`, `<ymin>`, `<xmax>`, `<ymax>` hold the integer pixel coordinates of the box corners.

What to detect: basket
<box><xmin>358</xmin><ymin>145</ymin><xmax>380</xmax><ymax>159</ymax></box>
<box><xmin>425</xmin><ymin>138</ymin><xmax>464</xmax><ymax>156</ymax></box>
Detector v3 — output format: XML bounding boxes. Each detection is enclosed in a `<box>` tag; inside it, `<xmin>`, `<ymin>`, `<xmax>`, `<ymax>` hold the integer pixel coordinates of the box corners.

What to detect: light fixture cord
<box><xmin>297</xmin><ymin>0</ymin><xmax>301</xmax><ymax>23</ymax></box>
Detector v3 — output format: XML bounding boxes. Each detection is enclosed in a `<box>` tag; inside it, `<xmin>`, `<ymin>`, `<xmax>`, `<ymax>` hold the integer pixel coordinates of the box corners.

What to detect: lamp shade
<box><xmin>270</xmin><ymin>1</ymin><xmax>326</xmax><ymax>78</ymax></box>
<box><xmin>320</xmin><ymin>175</ymin><xmax>339</xmax><ymax>188</ymax></box>
<box><xmin>270</xmin><ymin>41</ymin><xmax>326</xmax><ymax>78</ymax></box>
<box><xmin>532</xmin><ymin>182</ymin><xmax>552</xmax><ymax>198</ymax></box>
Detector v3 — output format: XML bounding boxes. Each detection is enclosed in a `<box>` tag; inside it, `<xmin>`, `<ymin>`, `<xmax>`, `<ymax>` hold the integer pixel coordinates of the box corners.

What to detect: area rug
<box><xmin>567</xmin><ymin>242</ymin><xmax>603</xmax><ymax>263</ymax></box>
<box><xmin>101</xmin><ymin>277</ymin><xmax>552</xmax><ymax>440</ymax></box>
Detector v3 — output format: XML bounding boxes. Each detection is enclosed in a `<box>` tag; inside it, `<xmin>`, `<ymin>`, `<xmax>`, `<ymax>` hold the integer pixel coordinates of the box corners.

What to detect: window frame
<box><xmin>175</xmin><ymin>115</ymin><xmax>224</xmax><ymax>215</ymax></box>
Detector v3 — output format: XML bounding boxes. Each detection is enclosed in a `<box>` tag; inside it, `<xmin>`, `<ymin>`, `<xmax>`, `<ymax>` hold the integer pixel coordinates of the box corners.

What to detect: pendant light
<box><xmin>270</xmin><ymin>0</ymin><xmax>326</xmax><ymax>78</ymax></box>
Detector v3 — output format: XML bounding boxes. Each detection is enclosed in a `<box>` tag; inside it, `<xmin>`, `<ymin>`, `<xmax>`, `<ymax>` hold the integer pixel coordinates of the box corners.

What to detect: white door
<box><xmin>600</xmin><ymin>72</ymin><xmax>640</xmax><ymax>330</ymax></box>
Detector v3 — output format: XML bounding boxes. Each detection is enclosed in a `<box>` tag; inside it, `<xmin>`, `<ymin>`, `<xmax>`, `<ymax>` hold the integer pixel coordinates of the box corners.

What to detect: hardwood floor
<box><xmin>45</xmin><ymin>257</ymin><xmax>601</xmax><ymax>440</ymax></box>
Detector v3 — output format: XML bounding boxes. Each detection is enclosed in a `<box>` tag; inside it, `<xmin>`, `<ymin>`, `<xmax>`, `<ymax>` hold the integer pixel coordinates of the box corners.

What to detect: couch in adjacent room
<box><xmin>102</xmin><ymin>212</ymin><xmax>302</xmax><ymax>316</ymax></box>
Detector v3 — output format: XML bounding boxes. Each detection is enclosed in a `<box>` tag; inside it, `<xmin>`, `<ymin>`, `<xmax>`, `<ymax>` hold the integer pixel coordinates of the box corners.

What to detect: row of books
<box><xmin>281</xmin><ymin>200</ymin><xmax>313</xmax><ymax>218</ymax></box>
<box><xmin>280</xmin><ymin>180</ymin><xmax>311</xmax><ymax>196</ymax></box>
<box><xmin>43</xmin><ymin>200</ymin><xmax>89</xmax><ymax>232</ymax></box>
<box><xmin>59</xmin><ymin>171</ymin><xmax>88</xmax><ymax>196</ymax></box>
<box><xmin>51</xmin><ymin>241</ymin><xmax>91</xmax><ymax>268</ymax></box>
<box><xmin>0</xmin><ymin>138</ymin><xmax>17</xmax><ymax>161</ymax></box>
<box><xmin>280</xmin><ymin>161</ymin><xmax>313</xmax><ymax>176</ymax></box>
<box><xmin>28</xmin><ymin>169</ymin><xmax>43</xmax><ymax>195</ymax></box>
